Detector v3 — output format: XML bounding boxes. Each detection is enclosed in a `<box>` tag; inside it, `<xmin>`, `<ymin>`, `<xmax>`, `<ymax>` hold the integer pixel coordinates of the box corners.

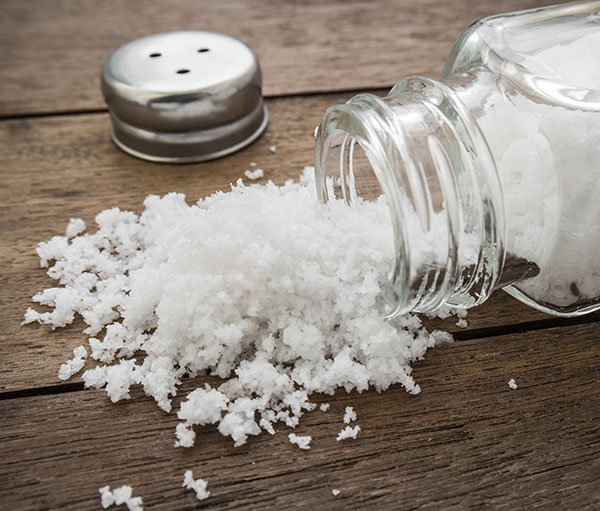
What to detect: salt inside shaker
<box><xmin>315</xmin><ymin>1</ymin><xmax>600</xmax><ymax>318</ymax></box>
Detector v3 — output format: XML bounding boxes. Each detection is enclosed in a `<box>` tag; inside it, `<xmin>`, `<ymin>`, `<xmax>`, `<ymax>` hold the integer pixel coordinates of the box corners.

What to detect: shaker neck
<box><xmin>314</xmin><ymin>72</ymin><xmax>506</xmax><ymax>317</ymax></box>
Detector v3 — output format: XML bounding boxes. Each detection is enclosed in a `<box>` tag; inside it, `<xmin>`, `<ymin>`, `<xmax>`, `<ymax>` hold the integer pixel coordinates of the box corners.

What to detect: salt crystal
<box><xmin>125</xmin><ymin>497</ymin><xmax>143</xmax><ymax>511</ymax></box>
<box><xmin>99</xmin><ymin>486</ymin><xmax>115</xmax><ymax>509</ymax></box>
<box><xmin>113</xmin><ymin>486</ymin><xmax>132</xmax><ymax>505</ymax></box>
<box><xmin>244</xmin><ymin>168</ymin><xmax>264</xmax><ymax>180</ymax></box>
<box><xmin>174</xmin><ymin>423</ymin><xmax>196</xmax><ymax>448</ymax></box>
<box><xmin>332</xmin><ymin>489</ymin><xmax>340</xmax><ymax>496</ymax></box>
<box><xmin>288</xmin><ymin>433</ymin><xmax>312</xmax><ymax>450</ymax></box>
<box><xmin>57</xmin><ymin>345</ymin><xmax>87</xmax><ymax>380</ymax></box>
<box><xmin>65</xmin><ymin>218</ymin><xmax>86</xmax><ymax>238</ymax></box>
<box><xmin>269</xmin><ymin>145</ymin><xmax>277</xmax><ymax>153</ymax></box>
<box><xmin>336</xmin><ymin>425</ymin><xmax>360</xmax><ymax>441</ymax></box>
<box><xmin>99</xmin><ymin>485</ymin><xmax>143</xmax><ymax>511</ymax></box>
<box><xmin>508</xmin><ymin>378</ymin><xmax>518</xmax><ymax>390</ymax></box>
<box><xmin>342</xmin><ymin>406</ymin><xmax>356</xmax><ymax>424</ymax></box>
<box><xmin>319</xmin><ymin>403</ymin><xmax>330</xmax><ymax>412</ymax></box>
<box><xmin>182</xmin><ymin>470</ymin><xmax>210</xmax><ymax>501</ymax></box>
<box><xmin>455</xmin><ymin>318</ymin><xmax>468</xmax><ymax>328</ymax></box>
<box><xmin>250</xmin><ymin>161</ymin><xmax>257</xmax><ymax>167</ymax></box>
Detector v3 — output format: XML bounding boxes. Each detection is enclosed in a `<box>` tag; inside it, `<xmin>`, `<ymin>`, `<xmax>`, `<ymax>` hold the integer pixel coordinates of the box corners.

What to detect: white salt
<box><xmin>269</xmin><ymin>145</ymin><xmax>277</xmax><ymax>153</ymax></box>
<box><xmin>65</xmin><ymin>218</ymin><xmax>86</xmax><ymax>238</ymax></box>
<box><xmin>342</xmin><ymin>406</ymin><xmax>356</xmax><ymax>424</ymax></box>
<box><xmin>113</xmin><ymin>486</ymin><xmax>132</xmax><ymax>506</ymax></box>
<box><xmin>332</xmin><ymin>489</ymin><xmax>340</xmax><ymax>496</ymax></box>
<box><xmin>288</xmin><ymin>433</ymin><xmax>312</xmax><ymax>450</ymax></box>
<box><xmin>336</xmin><ymin>425</ymin><xmax>360</xmax><ymax>441</ymax></box>
<box><xmin>26</xmin><ymin>167</ymin><xmax>460</xmax><ymax>447</ymax></box>
<box><xmin>473</xmin><ymin>32</ymin><xmax>600</xmax><ymax>309</ymax></box>
<box><xmin>250</xmin><ymin>161</ymin><xmax>257</xmax><ymax>167</ymax></box>
<box><xmin>57</xmin><ymin>345</ymin><xmax>87</xmax><ymax>380</ymax></box>
<box><xmin>182</xmin><ymin>470</ymin><xmax>210</xmax><ymax>501</ymax></box>
<box><xmin>455</xmin><ymin>318</ymin><xmax>468</xmax><ymax>329</ymax></box>
<box><xmin>508</xmin><ymin>378</ymin><xmax>518</xmax><ymax>390</ymax></box>
<box><xmin>99</xmin><ymin>486</ymin><xmax>114</xmax><ymax>509</ymax></box>
<box><xmin>319</xmin><ymin>403</ymin><xmax>330</xmax><ymax>412</ymax></box>
<box><xmin>244</xmin><ymin>168</ymin><xmax>264</xmax><ymax>180</ymax></box>
<box><xmin>99</xmin><ymin>485</ymin><xmax>143</xmax><ymax>511</ymax></box>
<box><xmin>128</xmin><ymin>496</ymin><xmax>144</xmax><ymax>510</ymax></box>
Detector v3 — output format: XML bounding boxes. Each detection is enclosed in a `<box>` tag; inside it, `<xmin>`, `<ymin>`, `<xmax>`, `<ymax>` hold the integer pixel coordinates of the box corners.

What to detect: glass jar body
<box><xmin>314</xmin><ymin>1</ymin><xmax>600</xmax><ymax>317</ymax></box>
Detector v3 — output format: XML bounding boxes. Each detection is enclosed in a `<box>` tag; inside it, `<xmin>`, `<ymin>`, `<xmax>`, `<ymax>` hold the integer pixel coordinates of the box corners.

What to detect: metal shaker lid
<box><xmin>101</xmin><ymin>30</ymin><xmax>268</xmax><ymax>163</ymax></box>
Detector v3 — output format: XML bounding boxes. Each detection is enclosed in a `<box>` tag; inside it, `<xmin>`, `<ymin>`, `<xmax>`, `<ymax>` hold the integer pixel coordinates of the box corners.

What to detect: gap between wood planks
<box><xmin>3</xmin><ymin>315</ymin><xmax>599</xmax><ymax>402</ymax></box>
<box><xmin>0</xmin><ymin>87</ymin><xmax>393</xmax><ymax>122</ymax></box>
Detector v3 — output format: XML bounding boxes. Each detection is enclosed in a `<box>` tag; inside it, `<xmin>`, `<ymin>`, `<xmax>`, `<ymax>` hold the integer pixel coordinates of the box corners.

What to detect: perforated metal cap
<box><xmin>101</xmin><ymin>30</ymin><xmax>268</xmax><ymax>163</ymax></box>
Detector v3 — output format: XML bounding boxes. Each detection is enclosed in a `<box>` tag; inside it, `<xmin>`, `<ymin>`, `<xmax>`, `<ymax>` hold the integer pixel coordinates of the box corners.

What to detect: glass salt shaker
<box><xmin>315</xmin><ymin>1</ymin><xmax>600</xmax><ymax>318</ymax></box>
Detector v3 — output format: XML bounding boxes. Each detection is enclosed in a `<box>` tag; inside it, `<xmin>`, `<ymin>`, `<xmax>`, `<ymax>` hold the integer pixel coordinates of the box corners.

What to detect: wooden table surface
<box><xmin>2</xmin><ymin>1</ymin><xmax>599</xmax><ymax>509</ymax></box>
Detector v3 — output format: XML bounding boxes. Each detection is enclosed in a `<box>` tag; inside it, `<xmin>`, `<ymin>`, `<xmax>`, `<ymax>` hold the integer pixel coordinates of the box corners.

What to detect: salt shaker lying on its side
<box><xmin>315</xmin><ymin>1</ymin><xmax>600</xmax><ymax>318</ymax></box>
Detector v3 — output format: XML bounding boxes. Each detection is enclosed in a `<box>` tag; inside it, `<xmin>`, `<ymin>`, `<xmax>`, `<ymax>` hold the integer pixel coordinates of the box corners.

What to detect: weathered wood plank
<box><xmin>1</xmin><ymin>323</ymin><xmax>599</xmax><ymax>509</ymax></box>
<box><xmin>0</xmin><ymin>0</ymin><xmax>555</xmax><ymax>116</ymax></box>
<box><xmin>1</xmin><ymin>91</ymin><xmax>590</xmax><ymax>394</ymax></box>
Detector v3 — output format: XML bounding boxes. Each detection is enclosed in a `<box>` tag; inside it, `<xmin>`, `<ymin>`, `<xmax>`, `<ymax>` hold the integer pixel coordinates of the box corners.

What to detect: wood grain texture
<box><xmin>0</xmin><ymin>0</ymin><xmax>556</xmax><ymax>117</ymax></box>
<box><xmin>1</xmin><ymin>322</ymin><xmax>599</xmax><ymax>510</ymax></box>
<box><xmin>3</xmin><ymin>2</ymin><xmax>599</xmax><ymax>509</ymax></box>
<box><xmin>2</xmin><ymin>91</ymin><xmax>588</xmax><ymax>395</ymax></box>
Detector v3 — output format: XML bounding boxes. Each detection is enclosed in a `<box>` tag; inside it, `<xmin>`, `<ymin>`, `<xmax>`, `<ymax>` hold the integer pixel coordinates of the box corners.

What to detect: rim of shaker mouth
<box><xmin>108</xmin><ymin>106</ymin><xmax>269</xmax><ymax>164</ymax></box>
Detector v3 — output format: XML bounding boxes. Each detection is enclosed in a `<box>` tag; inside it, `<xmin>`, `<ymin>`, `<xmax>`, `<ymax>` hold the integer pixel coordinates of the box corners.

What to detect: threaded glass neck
<box><xmin>314</xmin><ymin>76</ymin><xmax>506</xmax><ymax>317</ymax></box>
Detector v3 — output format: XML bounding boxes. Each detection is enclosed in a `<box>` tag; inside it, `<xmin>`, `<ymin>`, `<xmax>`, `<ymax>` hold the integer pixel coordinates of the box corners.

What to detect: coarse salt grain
<box><xmin>288</xmin><ymin>433</ymin><xmax>312</xmax><ymax>450</ymax></box>
<box><xmin>99</xmin><ymin>485</ymin><xmax>143</xmax><ymax>511</ymax></box>
<box><xmin>244</xmin><ymin>168</ymin><xmax>264</xmax><ymax>180</ymax></box>
<box><xmin>99</xmin><ymin>486</ymin><xmax>114</xmax><ymax>509</ymax></box>
<box><xmin>336</xmin><ymin>425</ymin><xmax>360</xmax><ymax>441</ymax></box>
<box><xmin>319</xmin><ymin>403</ymin><xmax>330</xmax><ymax>412</ymax></box>
<box><xmin>342</xmin><ymin>406</ymin><xmax>356</xmax><ymax>424</ymax></box>
<box><xmin>332</xmin><ymin>489</ymin><xmax>340</xmax><ymax>496</ymax></box>
<box><xmin>508</xmin><ymin>378</ymin><xmax>518</xmax><ymax>390</ymax></box>
<box><xmin>57</xmin><ymin>345</ymin><xmax>87</xmax><ymax>381</ymax></box>
<box><xmin>26</xmin><ymin>167</ymin><xmax>461</xmax><ymax>447</ymax></box>
<box><xmin>269</xmin><ymin>145</ymin><xmax>277</xmax><ymax>153</ymax></box>
<box><xmin>66</xmin><ymin>218</ymin><xmax>86</xmax><ymax>238</ymax></box>
<box><xmin>455</xmin><ymin>318</ymin><xmax>468</xmax><ymax>329</ymax></box>
<box><xmin>182</xmin><ymin>470</ymin><xmax>210</xmax><ymax>501</ymax></box>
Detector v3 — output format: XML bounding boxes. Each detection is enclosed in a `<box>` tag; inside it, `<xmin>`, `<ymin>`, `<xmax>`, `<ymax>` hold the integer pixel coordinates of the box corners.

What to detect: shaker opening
<box><xmin>316</xmin><ymin>122</ymin><xmax>406</xmax><ymax>318</ymax></box>
<box><xmin>319</xmin><ymin>130</ymin><xmax>384</xmax><ymax>206</ymax></box>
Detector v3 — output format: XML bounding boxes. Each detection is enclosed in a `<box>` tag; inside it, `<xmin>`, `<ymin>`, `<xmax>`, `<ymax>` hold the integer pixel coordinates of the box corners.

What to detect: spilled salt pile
<box><xmin>25</xmin><ymin>167</ymin><xmax>456</xmax><ymax>447</ymax></box>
